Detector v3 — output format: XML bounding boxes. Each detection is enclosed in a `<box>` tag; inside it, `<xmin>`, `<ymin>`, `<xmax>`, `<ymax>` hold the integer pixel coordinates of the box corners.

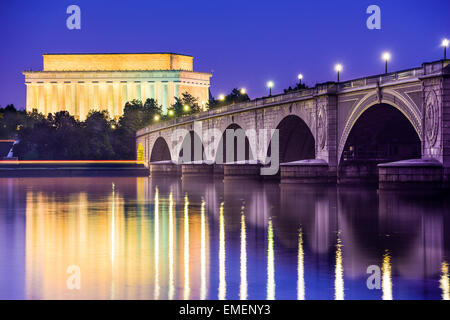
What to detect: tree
<box><xmin>167</xmin><ymin>92</ymin><xmax>202</xmax><ymax>117</ymax></box>
<box><xmin>208</xmin><ymin>88</ymin><xmax>250</xmax><ymax>109</ymax></box>
<box><xmin>284</xmin><ymin>82</ymin><xmax>308</xmax><ymax>93</ymax></box>
<box><xmin>83</xmin><ymin>110</ymin><xmax>116</xmax><ymax>159</ymax></box>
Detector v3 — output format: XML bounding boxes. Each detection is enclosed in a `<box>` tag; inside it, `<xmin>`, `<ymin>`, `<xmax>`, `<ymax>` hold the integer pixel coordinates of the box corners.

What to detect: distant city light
<box><xmin>218</xmin><ymin>94</ymin><xmax>225</xmax><ymax>101</ymax></box>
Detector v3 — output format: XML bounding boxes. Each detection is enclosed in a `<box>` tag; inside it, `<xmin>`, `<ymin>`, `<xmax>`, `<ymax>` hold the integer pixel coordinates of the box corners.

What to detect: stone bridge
<box><xmin>137</xmin><ymin>60</ymin><xmax>450</xmax><ymax>186</ymax></box>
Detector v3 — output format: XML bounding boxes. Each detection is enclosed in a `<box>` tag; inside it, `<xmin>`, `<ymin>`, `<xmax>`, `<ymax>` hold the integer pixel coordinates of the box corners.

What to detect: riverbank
<box><xmin>0</xmin><ymin>160</ymin><xmax>149</xmax><ymax>177</ymax></box>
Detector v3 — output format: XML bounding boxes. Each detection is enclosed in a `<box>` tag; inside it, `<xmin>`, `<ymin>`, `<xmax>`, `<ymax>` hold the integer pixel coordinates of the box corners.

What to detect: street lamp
<box><xmin>382</xmin><ymin>52</ymin><xmax>391</xmax><ymax>74</ymax></box>
<box><xmin>297</xmin><ymin>74</ymin><xmax>303</xmax><ymax>86</ymax></box>
<box><xmin>240</xmin><ymin>88</ymin><xmax>246</xmax><ymax>95</ymax></box>
<box><xmin>442</xmin><ymin>39</ymin><xmax>449</xmax><ymax>60</ymax></box>
<box><xmin>218</xmin><ymin>94</ymin><xmax>225</xmax><ymax>101</ymax></box>
<box><xmin>267</xmin><ymin>81</ymin><xmax>274</xmax><ymax>96</ymax></box>
<box><xmin>154</xmin><ymin>114</ymin><xmax>160</xmax><ymax>121</ymax></box>
<box><xmin>168</xmin><ymin>110</ymin><xmax>174</xmax><ymax>116</ymax></box>
<box><xmin>334</xmin><ymin>64</ymin><xmax>343</xmax><ymax>82</ymax></box>
<box><xmin>183</xmin><ymin>105</ymin><xmax>190</xmax><ymax>112</ymax></box>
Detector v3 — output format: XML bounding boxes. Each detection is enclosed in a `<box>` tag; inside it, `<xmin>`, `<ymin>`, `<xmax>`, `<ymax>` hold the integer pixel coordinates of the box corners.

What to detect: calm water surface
<box><xmin>0</xmin><ymin>176</ymin><xmax>449</xmax><ymax>300</ymax></box>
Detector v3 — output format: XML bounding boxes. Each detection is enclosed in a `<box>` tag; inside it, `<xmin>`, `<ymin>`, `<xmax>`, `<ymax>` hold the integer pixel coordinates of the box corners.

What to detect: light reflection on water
<box><xmin>0</xmin><ymin>176</ymin><xmax>449</xmax><ymax>300</ymax></box>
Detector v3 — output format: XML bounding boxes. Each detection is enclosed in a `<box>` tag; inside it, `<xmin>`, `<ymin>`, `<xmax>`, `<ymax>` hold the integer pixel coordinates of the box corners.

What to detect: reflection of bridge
<box><xmin>137</xmin><ymin>60</ymin><xmax>450</xmax><ymax>185</ymax></box>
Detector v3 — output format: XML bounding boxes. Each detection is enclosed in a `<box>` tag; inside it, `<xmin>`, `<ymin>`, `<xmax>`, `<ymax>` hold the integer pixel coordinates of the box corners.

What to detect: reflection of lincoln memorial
<box><xmin>23</xmin><ymin>53</ymin><xmax>212</xmax><ymax>119</ymax></box>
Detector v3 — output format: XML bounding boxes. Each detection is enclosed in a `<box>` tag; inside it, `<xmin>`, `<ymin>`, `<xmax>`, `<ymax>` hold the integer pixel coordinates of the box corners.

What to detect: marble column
<box><xmin>57</xmin><ymin>82</ymin><xmax>65</xmax><ymax>112</ymax></box>
<box><xmin>136</xmin><ymin>81</ymin><xmax>142</xmax><ymax>102</ymax></box>
<box><xmin>51</xmin><ymin>82</ymin><xmax>58</xmax><ymax>115</ymax></box>
<box><xmin>121</xmin><ymin>81</ymin><xmax>128</xmax><ymax>108</ymax></box>
<box><xmin>106</xmin><ymin>81</ymin><xmax>114</xmax><ymax>117</ymax></box>
<box><xmin>113</xmin><ymin>81</ymin><xmax>120</xmax><ymax>117</ymax></box>
<box><xmin>149</xmin><ymin>81</ymin><xmax>155</xmax><ymax>100</ymax></box>
<box><xmin>26</xmin><ymin>83</ymin><xmax>32</xmax><ymax>111</ymax></box>
<box><xmin>162</xmin><ymin>82</ymin><xmax>168</xmax><ymax>114</ymax></box>
<box><xmin>77</xmin><ymin>82</ymin><xmax>86</xmax><ymax>120</ymax></box>
<box><xmin>45</xmin><ymin>82</ymin><xmax>52</xmax><ymax>116</ymax></box>
<box><xmin>38</xmin><ymin>83</ymin><xmax>45</xmax><ymax>115</ymax></box>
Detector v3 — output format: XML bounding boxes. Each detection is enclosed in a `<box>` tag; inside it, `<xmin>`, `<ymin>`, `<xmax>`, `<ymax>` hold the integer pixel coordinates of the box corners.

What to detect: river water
<box><xmin>0</xmin><ymin>176</ymin><xmax>449</xmax><ymax>300</ymax></box>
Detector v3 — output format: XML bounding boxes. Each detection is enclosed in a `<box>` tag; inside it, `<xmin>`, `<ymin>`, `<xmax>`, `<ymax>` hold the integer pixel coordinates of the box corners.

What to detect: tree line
<box><xmin>0</xmin><ymin>89</ymin><xmax>250</xmax><ymax>160</ymax></box>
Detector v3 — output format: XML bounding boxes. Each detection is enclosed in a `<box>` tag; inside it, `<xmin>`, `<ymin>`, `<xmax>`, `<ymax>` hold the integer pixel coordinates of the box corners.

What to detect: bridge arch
<box><xmin>338</xmin><ymin>101</ymin><xmax>421</xmax><ymax>180</ymax></box>
<box><xmin>150</xmin><ymin>136</ymin><xmax>171</xmax><ymax>162</ymax></box>
<box><xmin>268</xmin><ymin>114</ymin><xmax>316</xmax><ymax>163</ymax></box>
<box><xmin>178</xmin><ymin>130</ymin><xmax>206</xmax><ymax>163</ymax></box>
<box><xmin>215</xmin><ymin>123</ymin><xmax>254</xmax><ymax>163</ymax></box>
<box><xmin>338</xmin><ymin>90</ymin><xmax>422</xmax><ymax>164</ymax></box>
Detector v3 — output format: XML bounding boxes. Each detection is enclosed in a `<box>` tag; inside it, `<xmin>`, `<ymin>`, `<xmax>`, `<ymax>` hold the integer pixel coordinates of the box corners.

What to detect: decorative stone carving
<box><xmin>317</xmin><ymin>105</ymin><xmax>326</xmax><ymax>150</ymax></box>
<box><xmin>425</xmin><ymin>90</ymin><xmax>439</xmax><ymax>146</ymax></box>
<box><xmin>376</xmin><ymin>82</ymin><xmax>383</xmax><ymax>104</ymax></box>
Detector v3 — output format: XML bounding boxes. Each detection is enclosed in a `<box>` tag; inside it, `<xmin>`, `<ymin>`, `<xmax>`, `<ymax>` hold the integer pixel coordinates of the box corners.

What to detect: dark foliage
<box><xmin>208</xmin><ymin>88</ymin><xmax>250</xmax><ymax>109</ymax></box>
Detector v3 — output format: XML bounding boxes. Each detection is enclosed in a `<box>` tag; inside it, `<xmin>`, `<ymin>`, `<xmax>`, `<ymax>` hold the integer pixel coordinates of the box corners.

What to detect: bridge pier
<box><xmin>378</xmin><ymin>158</ymin><xmax>443</xmax><ymax>190</ymax></box>
<box><xmin>213</xmin><ymin>164</ymin><xmax>224</xmax><ymax>177</ymax></box>
<box><xmin>280</xmin><ymin>159</ymin><xmax>331</xmax><ymax>184</ymax></box>
<box><xmin>223</xmin><ymin>161</ymin><xmax>262</xmax><ymax>180</ymax></box>
<box><xmin>181</xmin><ymin>161</ymin><xmax>213</xmax><ymax>177</ymax></box>
<box><xmin>149</xmin><ymin>160</ymin><xmax>180</xmax><ymax>177</ymax></box>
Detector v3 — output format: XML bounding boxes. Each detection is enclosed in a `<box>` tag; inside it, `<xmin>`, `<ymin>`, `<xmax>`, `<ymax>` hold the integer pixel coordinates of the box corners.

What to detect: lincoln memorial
<box><xmin>23</xmin><ymin>53</ymin><xmax>212</xmax><ymax>119</ymax></box>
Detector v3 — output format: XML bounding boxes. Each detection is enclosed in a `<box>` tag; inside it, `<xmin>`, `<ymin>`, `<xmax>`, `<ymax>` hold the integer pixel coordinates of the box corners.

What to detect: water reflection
<box><xmin>168</xmin><ymin>192</ymin><xmax>175</xmax><ymax>300</ymax></box>
<box><xmin>218</xmin><ymin>202</ymin><xmax>226</xmax><ymax>300</ymax></box>
<box><xmin>200</xmin><ymin>200</ymin><xmax>207</xmax><ymax>300</ymax></box>
<box><xmin>240</xmin><ymin>209</ymin><xmax>247</xmax><ymax>300</ymax></box>
<box><xmin>0</xmin><ymin>177</ymin><xmax>449</xmax><ymax>300</ymax></box>
<box><xmin>441</xmin><ymin>261</ymin><xmax>449</xmax><ymax>300</ymax></box>
<box><xmin>334</xmin><ymin>231</ymin><xmax>344</xmax><ymax>300</ymax></box>
<box><xmin>267</xmin><ymin>218</ymin><xmax>275</xmax><ymax>300</ymax></box>
<box><xmin>382</xmin><ymin>250</ymin><xmax>392</xmax><ymax>300</ymax></box>
<box><xmin>183</xmin><ymin>194</ymin><xmax>190</xmax><ymax>300</ymax></box>
<box><xmin>297</xmin><ymin>228</ymin><xmax>305</xmax><ymax>300</ymax></box>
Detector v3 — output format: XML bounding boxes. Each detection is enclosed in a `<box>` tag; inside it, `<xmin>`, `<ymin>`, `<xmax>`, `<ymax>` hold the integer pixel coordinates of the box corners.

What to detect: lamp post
<box><xmin>267</xmin><ymin>81</ymin><xmax>274</xmax><ymax>96</ymax></box>
<box><xmin>240</xmin><ymin>88</ymin><xmax>246</xmax><ymax>95</ymax></box>
<box><xmin>218</xmin><ymin>94</ymin><xmax>225</xmax><ymax>101</ymax></box>
<box><xmin>334</xmin><ymin>64</ymin><xmax>343</xmax><ymax>82</ymax></box>
<box><xmin>443</xmin><ymin>39</ymin><xmax>449</xmax><ymax>60</ymax></box>
<box><xmin>382</xmin><ymin>52</ymin><xmax>391</xmax><ymax>74</ymax></box>
<box><xmin>297</xmin><ymin>74</ymin><xmax>303</xmax><ymax>87</ymax></box>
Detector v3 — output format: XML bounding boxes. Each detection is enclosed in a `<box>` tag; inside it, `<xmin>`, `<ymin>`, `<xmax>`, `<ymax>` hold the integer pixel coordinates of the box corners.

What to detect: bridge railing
<box><xmin>337</xmin><ymin>60</ymin><xmax>448</xmax><ymax>91</ymax></box>
<box><xmin>137</xmin><ymin>60</ymin><xmax>448</xmax><ymax>136</ymax></box>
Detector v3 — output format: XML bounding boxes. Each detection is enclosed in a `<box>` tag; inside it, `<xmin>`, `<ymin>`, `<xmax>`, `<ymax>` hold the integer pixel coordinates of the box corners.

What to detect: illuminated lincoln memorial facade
<box><xmin>23</xmin><ymin>53</ymin><xmax>212</xmax><ymax>119</ymax></box>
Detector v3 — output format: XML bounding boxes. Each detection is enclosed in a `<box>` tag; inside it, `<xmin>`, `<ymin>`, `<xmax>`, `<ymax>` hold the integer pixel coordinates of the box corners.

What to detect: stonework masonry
<box><xmin>137</xmin><ymin>60</ymin><xmax>450</xmax><ymax>184</ymax></box>
<box><xmin>23</xmin><ymin>53</ymin><xmax>212</xmax><ymax>119</ymax></box>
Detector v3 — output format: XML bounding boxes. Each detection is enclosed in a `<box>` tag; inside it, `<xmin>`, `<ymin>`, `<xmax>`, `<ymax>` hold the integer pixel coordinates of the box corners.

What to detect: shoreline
<box><xmin>0</xmin><ymin>162</ymin><xmax>149</xmax><ymax>177</ymax></box>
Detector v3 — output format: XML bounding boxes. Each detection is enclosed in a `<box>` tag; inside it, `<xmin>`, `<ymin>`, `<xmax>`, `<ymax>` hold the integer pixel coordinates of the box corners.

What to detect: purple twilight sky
<box><xmin>0</xmin><ymin>0</ymin><xmax>449</xmax><ymax>109</ymax></box>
